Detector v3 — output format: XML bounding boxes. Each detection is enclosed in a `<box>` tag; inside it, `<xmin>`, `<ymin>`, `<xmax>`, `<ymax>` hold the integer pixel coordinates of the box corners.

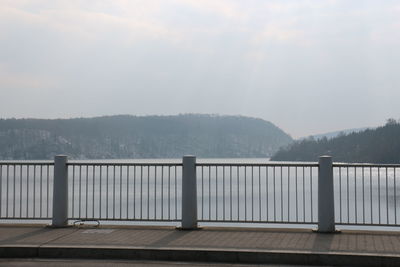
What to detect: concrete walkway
<box><xmin>0</xmin><ymin>225</ymin><xmax>400</xmax><ymax>266</ymax></box>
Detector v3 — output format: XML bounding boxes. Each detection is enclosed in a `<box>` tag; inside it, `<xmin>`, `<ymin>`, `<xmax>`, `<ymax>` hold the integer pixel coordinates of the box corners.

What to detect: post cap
<box><xmin>319</xmin><ymin>155</ymin><xmax>332</xmax><ymax>158</ymax></box>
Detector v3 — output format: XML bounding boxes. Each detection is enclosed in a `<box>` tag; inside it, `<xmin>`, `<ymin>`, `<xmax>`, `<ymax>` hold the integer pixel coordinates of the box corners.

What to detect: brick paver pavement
<box><xmin>0</xmin><ymin>225</ymin><xmax>400</xmax><ymax>265</ymax></box>
<box><xmin>0</xmin><ymin>225</ymin><xmax>399</xmax><ymax>255</ymax></box>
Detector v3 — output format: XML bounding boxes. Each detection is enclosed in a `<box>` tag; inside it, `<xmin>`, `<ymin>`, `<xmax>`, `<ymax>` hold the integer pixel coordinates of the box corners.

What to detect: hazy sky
<box><xmin>1</xmin><ymin>0</ymin><xmax>399</xmax><ymax>137</ymax></box>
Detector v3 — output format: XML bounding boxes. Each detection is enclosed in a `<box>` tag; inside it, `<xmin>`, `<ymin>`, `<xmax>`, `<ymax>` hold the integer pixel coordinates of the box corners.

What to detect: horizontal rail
<box><xmin>333</xmin><ymin>163</ymin><xmax>400</xmax><ymax>168</ymax></box>
<box><xmin>0</xmin><ymin>162</ymin><xmax>54</xmax><ymax>166</ymax></box>
<box><xmin>198</xmin><ymin>220</ymin><xmax>316</xmax><ymax>224</ymax></box>
<box><xmin>68</xmin><ymin>217</ymin><xmax>180</xmax><ymax>222</ymax></box>
<box><xmin>2</xmin><ymin>161</ymin><xmax>399</xmax><ymax>168</ymax></box>
<box><xmin>337</xmin><ymin>222</ymin><xmax>400</xmax><ymax>227</ymax></box>
<box><xmin>0</xmin><ymin>217</ymin><xmax>52</xmax><ymax>221</ymax></box>
<box><xmin>67</xmin><ymin>162</ymin><xmax>182</xmax><ymax>167</ymax></box>
<box><xmin>197</xmin><ymin>163</ymin><xmax>319</xmax><ymax>167</ymax></box>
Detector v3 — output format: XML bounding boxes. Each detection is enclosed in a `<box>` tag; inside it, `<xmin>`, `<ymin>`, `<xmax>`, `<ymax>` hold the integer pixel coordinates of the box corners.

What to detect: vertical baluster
<box><xmin>302</xmin><ymin>167</ymin><xmax>305</xmax><ymax>222</ymax></box>
<box><xmin>347</xmin><ymin>167</ymin><xmax>349</xmax><ymax>224</ymax></box>
<box><xmin>0</xmin><ymin>165</ymin><xmax>2</xmax><ymax>217</ymax></box>
<box><xmin>39</xmin><ymin>165</ymin><xmax>42</xmax><ymax>218</ymax></box>
<box><xmin>154</xmin><ymin>166</ymin><xmax>157</xmax><ymax>219</ymax></box>
<box><xmin>93</xmin><ymin>165</ymin><xmax>95</xmax><ymax>219</ymax></box>
<box><xmin>72</xmin><ymin>166</ymin><xmax>75</xmax><ymax>218</ymax></box>
<box><xmin>386</xmin><ymin>167</ymin><xmax>389</xmax><ymax>224</ymax></box>
<box><xmin>310</xmin><ymin>167</ymin><xmax>313</xmax><ymax>222</ymax></box>
<box><xmin>378</xmin><ymin>167</ymin><xmax>381</xmax><ymax>224</ymax></box>
<box><xmin>339</xmin><ymin>167</ymin><xmax>342</xmax><ymax>223</ymax></box>
<box><xmin>245</xmin><ymin>166</ymin><xmax>247</xmax><ymax>220</ymax></box>
<box><xmin>120</xmin><ymin>165</ymin><xmax>122</xmax><ymax>219</ymax></box>
<box><xmin>168</xmin><ymin>166</ymin><xmax>171</xmax><ymax>220</ymax></box>
<box><xmin>223</xmin><ymin>166</ymin><xmax>225</xmax><ymax>221</ymax></box>
<box><xmin>295</xmin><ymin>167</ymin><xmax>298</xmax><ymax>223</ymax></box>
<box><xmin>47</xmin><ymin>165</ymin><xmax>49</xmax><ymax>218</ymax></box>
<box><xmin>370</xmin><ymin>167</ymin><xmax>373</xmax><ymax>224</ymax></box>
<box><xmin>394</xmin><ymin>167</ymin><xmax>397</xmax><ymax>225</ymax></box>
<box><xmin>161</xmin><ymin>166</ymin><xmax>163</xmax><ymax>220</ymax></box>
<box><xmin>26</xmin><ymin>166</ymin><xmax>29</xmax><ymax>217</ymax></box>
<box><xmin>258</xmin><ymin>166</ymin><xmax>261</xmax><ymax>221</ymax></box>
<box><xmin>280</xmin><ymin>166</ymin><xmax>283</xmax><ymax>221</ymax></box>
<box><xmin>200</xmin><ymin>166</ymin><xmax>203</xmax><ymax>220</ymax></box>
<box><xmin>209</xmin><ymin>166</ymin><xmax>211</xmax><ymax>220</ymax></box>
<box><xmin>266</xmin><ymin>166</ymin><xmax>269</xmax><ymax>221</ymax></box>
<box><xmin>215</xmin><ymin>166</ymin><xmax>218</xmax><ymax>220</ymax></box>
<box><xmin>147</xmin><ymin>166</ymin><xmax>150</xmax><ymax>220</ymax></box>
<box><xmin>362</xmin><ymin>167</ymin><xmax>365</xmax><ymax>224</ymax></box>
<box><xmin>174</xmin><ymin>166</ymin><xmax>177</xmax><ymax>220</ymax></box>
<box><xmin>250</xmin><ymin>166</ymin><xmax>255</xmax><ymax>221</ymax></box>
<box><xmin>106</xmin><ymin>166</ymin><xmax>109</xmax><ymax>219</ymax></box>
<box><xmin>355</xmin><ymin>167</ymin><xmax>357</xmax><ymax>224</ymax></box>
<box><xmin>20</xmin><ymin>165</ymin><xmax>23</xmax><ymax>218</ymax></box>
<box><xmin>113</xmin><ymin>165</ymin><xmax>116</xmax><ymax>220</ymax></box>
<box><xmin>140</xmin><ymin>165</ymin><xmax>143</xmax><ymax>220</ymax></box>
<box><xmin>5</xmin><ymin>165</ymin><xmax>9</xmax><ymax>217</ymax></box>
<box><xmin>134</xmin><ymin>166</ymin><xmax>138</xmax><ymax>219</ymax></box>
<box><xmin>13</xmin><ymin>165</ymin><xmax>16</xmax><ymax>218</ymax></box>
<box><xmin>230</xmin><ymin>166</ymin><xmax>232</xmax><ymax>221</ymax></box>
<box><xmin>125</xmin><ymin>166</ymin><xmax>129</xmax><ymax>219</ymax></box>
<box><xmin>33</xmin><ymin>165</ymin><xmax>36</xmax><ymax>218</ymax></box>
<box><xmin>273</xmin><ymin>166</ymin><xmax>276</xmax><ymax>221</ymax></box>
<box><xmin>237</xmin><ymin>167</ymin><xmax>239</xmax><ymax>221</ymax></box>
<box><xmin>99</xmin><ymin>166</ymin><xmax>102</xmax><ymax>219</ymax></box>
<box><xmin>86</xmin><ymin>165</ymin><xmax>89</xmax><ymax>219</ymax></box>
<box><xmin>287</xmin><ymin>167</ymin><xmax>290</xmax><ymax>221</ymax></box>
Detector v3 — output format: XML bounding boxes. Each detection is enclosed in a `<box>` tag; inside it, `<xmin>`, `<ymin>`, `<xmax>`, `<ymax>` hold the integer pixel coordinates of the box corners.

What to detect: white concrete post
<box><xmin>181</xmin><ymin>155</ymin><xmax>198</xmax><ymax>229</ymax></box>
<box><xmin>52</xmin><ymin>155</ymin><xmax>69</xmax><ymax>227</ymax></box>
<box><xmin>318</xmin><ymin>155</ymin><xmax>335</xmax><ymax>232</ymax></box>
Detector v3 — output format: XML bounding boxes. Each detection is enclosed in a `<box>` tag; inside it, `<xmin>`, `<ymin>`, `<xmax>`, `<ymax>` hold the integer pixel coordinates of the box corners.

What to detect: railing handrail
<box><xmin>333</xmin><ymin>162</ymin><xmax>400</xmax><ymax>168</ymax></box>
<box><xmin>0</xmin><ymin>161</ymin><xmax>54</xmax><ymax>165</ymax></box>
<box><xmin>66</xmin><ymin>162</ymin><xmax>182</xmax><ymax>167</ymax></box>
<box><xmin>196</xmin><ymin>162</ymin><xmax>319</xmax><ymax>167</ymax></box>
<box><xmin>1</xmin><ymin>160</ymin><xmax>398</xmax><ymax>168</ymax></box>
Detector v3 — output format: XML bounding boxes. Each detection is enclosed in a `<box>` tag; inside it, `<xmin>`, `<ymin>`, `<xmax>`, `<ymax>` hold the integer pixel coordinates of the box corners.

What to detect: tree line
<box><xmin>0</xmin><ymin>114</ymin><xmax>292</xmax><ymax>160</ymax></box>
<box><xmin>271</xmin><ymin>119</ymin><xmax>400</xmax><ymax>163</ymax></box>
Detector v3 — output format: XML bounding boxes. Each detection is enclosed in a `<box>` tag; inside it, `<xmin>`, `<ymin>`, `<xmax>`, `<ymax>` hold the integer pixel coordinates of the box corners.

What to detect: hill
<box><xmin>271</xmin><ymin>119</ymin><xmax>400</xmax><ymax>163</ymax></box>
<box><xmin>0</xmin><ymin>114</ymin><xmax>292</xmax><ymax>160</ymax></box>
<box><xmin>302</xmin><ymin>127</ymin><xmax>371</xmax><ymax>140</ymax></box>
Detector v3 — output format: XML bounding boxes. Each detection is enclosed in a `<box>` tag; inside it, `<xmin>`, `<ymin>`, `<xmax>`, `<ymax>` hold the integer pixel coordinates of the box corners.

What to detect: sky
<box><xmin>1</xmin><ymin>0</ymin><xmax>400</xmax><ymax>138</ymax></box>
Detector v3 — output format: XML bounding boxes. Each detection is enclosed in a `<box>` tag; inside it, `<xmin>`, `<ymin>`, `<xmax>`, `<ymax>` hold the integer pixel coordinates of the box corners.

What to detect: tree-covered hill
<box><xmin>0</xmin><ymin>114</ymin><xmax>292</xmax><ymax>160</ymax></box>
<box><xmin>271</xmin><ymin>119</ymin><xmax>400</xmax><ymax>163</ymax></box>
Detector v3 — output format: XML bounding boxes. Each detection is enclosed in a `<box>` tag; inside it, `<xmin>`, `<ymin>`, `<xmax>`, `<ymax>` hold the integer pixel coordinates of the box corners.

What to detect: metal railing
<box><xmin>1</xmin><ymin>156</ymin><xmax>400</xmax><ymax>232</ymax></box>
<box><xmin>67</xmin><ymin>162</ymin><xmax>182</xmax><ymax>222</ymax></box>
<box><xmin>333</xmin><ymin>163</ymin><xmax>400</xmax><ymax>226</ymax></box>
<box><xmin>0</xmin><ymin>162</ymin><xmax>54</xmax><ymax>220</ymax></box>
<box><xmin>196</xmin><ymin>163</ymin><xmax>318</xmax><ymax>224</ymax></box>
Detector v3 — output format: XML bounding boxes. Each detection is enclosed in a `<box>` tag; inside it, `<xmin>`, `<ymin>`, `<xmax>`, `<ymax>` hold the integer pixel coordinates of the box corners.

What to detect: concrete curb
<box><xmin>1</xmin><ymin>246</ymin><xmax>400</xmax><ymax>267</ymax></box>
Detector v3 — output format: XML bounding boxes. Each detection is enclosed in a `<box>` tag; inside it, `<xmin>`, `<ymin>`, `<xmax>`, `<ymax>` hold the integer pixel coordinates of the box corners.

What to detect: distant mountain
<box><xmin>301</xmin><ymin>127</ymin><xmax>371</xmax><ymax>140</ymax></box>
<box><xmin>0</xmin><ymin>114</ymin><xmax>293</xmax><ymax>160</ymax></box>
<box><xmin>271</xmin><ymin>120</ymin><xmax>400</xmax><ymax>163</ymax></box>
